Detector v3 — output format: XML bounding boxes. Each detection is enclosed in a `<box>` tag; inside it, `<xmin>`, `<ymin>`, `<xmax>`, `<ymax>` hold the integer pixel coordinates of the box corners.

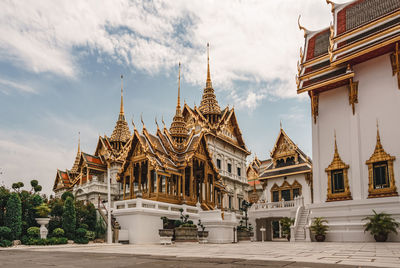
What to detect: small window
<box><xmin>217</xmin><ymin>159</ymin><xmax>221</xmax><ymax>169</ymax></box>
<box><xmin>373</xmin><ymin>162</ymin><xmax>389</xmax><ymax>189</ymax></box>
<box><xmin>293</xmin><ymin>188</ymin><xmax>300</xmax><ymax>198</ymax></box>
<box><xmin>228</xmin><ymin>163</ymin><xmax>232</xmax><ymax>173</ymax></box>
<box><xmin>281</xmin><ymin>189</ymin><xmax>291</xmax><ymax>201</ymax></box>
<box><xmin>237</xmin><ymin>167</ymin><xmax>241</xmax><ymax>177</ymax></box>
<box><xmin>331</xmin><ymin>169</ymin><xmax>345</xmax><ymax>193</ymax></box>
<box><xmin>238</xmin><ymin>198</ymin><xmax>241</xmax><ymax>209</ymax></box>
<box><xmin>228</xmin><ymin>196</ymin><xmax>232</xmax><ymax>209</ymax></box>
<box><xmin>272</xmin><ymin>191</ymin><xmax>279</xmax><ymax>202</ymax></box>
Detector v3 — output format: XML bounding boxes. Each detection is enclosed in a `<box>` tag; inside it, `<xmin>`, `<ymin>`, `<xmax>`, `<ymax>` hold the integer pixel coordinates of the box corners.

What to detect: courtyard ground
<box><xmin>1</xmin><ymin>242</ymin><xmax>400</xmax><ymax>267</ymax></box>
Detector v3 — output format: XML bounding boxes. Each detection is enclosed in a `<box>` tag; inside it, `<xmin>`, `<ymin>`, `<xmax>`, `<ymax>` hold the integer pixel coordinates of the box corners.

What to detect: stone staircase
<box><xmin>294</xmin><ymin>208</ymin><xmax>310</xmax><ymax>241</ymax></box>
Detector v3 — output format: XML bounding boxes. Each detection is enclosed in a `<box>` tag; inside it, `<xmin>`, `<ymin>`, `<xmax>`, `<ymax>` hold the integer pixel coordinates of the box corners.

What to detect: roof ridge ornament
<box><xmin>120</xmin><ymin>75</ymin><xmax>124</xmax><ymax>115</ymax></box>
<box><xmin>78</xmin><ymin>131</ymin><xmax>81</xmax><ymax>153</ymax></box>
<box><xmin>326</xmin><ymin>0</ymin><xmax>335</xmax><ymax>13</ymax></box>
<box><xmin>298</xmin><ymin>15</ymin><xmax>309</xmax><ymax>38</ymax></box>
<box><xmin>141</xmin><ymin>113</ymin><xmax>146</xmax><ymax>130</ymax></box>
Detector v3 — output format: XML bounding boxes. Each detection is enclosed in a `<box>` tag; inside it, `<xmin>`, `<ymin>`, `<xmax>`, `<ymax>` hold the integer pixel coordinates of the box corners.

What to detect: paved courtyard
<box><xmin>2</xmin><ymin>242</ymin><xmax>400</xmax><ymax>267</ymax></box>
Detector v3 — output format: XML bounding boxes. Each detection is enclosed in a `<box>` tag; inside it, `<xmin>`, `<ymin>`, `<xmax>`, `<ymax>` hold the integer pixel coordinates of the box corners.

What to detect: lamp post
<box><xmin>107</xmin><ymin>163</ymin><xmax>112</xmax><ymax>244</ymax></box>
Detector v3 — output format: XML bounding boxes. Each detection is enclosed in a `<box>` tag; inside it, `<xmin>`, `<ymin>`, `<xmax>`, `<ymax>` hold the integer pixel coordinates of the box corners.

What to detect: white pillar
<box><xmin>107</xmin><ymin>164</ymin><xmax>112</xmax><ymax>244</ymax></box>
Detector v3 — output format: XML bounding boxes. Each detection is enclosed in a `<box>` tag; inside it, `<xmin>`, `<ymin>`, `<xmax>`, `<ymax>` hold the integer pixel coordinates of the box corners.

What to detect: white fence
<box><xmin>250</xmin><ymin>196</ymin><xmax>304</xmax><ymax>211</ymax></box>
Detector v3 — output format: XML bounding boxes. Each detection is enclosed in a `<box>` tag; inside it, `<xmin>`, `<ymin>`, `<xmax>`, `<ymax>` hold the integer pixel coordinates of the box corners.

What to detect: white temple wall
<box><xmin>312</xmin><ymin>53</ymin><xmax>400</xmax><ymax>204</ymax></box>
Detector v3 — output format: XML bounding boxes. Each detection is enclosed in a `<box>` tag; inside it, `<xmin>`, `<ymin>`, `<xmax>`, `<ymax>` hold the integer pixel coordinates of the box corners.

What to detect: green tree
<box><xmin>0</xmin><ymin>186</ymin><xmax>10</xmax><ymax>226</ymax></box>
<box><xmin>12</xmin><ymin>182</ymin><xmax>24</xmax><ymax>192</ymax></box>
<box><xmin>85</xmin><ymin>203</ymin><xmax>97</xmax><ymax>231</ymax></box>
<box><xmin>5</xmin><ymin>193</ymin><xmax>22</xmax><ymax>240</ymax></box>
<box><xmin>62</xmin><ymin>197</ymin><xmax>76</xmax><ymax>239</ymax></box>
<box><xmin>30</xmin><ymin>180</ymin><xmax>38</xmax><ymax>190</ymax></box>
<box><xmin>48</xmin><ymin>198</ymin><xmax>64</xmax><ymax>233</ymax></box>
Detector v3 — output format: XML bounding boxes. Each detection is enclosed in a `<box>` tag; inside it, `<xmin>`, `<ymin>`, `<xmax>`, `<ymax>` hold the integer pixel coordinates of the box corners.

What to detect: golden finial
<box><xmin>298</xmin><ymin>15</ymin><xmax>308</xmax><ymax>37</ymax></box>
<box><xmin>280</xmin><ymin>120</ymin><xmax>282</xmax><ymax>129</ymax></box>
<box><xmin>334</xmin><ymin>130</ymin><xmax>338</xmax><ymax>156</ymax></box>
<box><xmin>326</xmin><ymin>0</ymin><xmax>335</xmax><ymax>13</ymax></box>
<box><xmin>155</xmin><ymin>116</ymin><xmax>159</xmax><ymax>130</ymax></box>
<box><xmin>206</xmin><ymin>43</ymin><xmax>212</xmax><ymax>88</ymax></box>
<box><xmin>141</xmin><ymin>113</ymin><xmax>145</xmax><ymax>129</ymax></box>
<box><xmin>78</xmin><ymin>131</ymin><xmax>81</xmax><ymax>153</ymax></box>
<box><xmin>120</xmin><ymin>75</ymin><xmax>124</xmax><ymax>115</ymax></box>
<box><xmin>162</xmin><ymin>116</ymin><xmax>166</xmax><ymax>129</ymax></box>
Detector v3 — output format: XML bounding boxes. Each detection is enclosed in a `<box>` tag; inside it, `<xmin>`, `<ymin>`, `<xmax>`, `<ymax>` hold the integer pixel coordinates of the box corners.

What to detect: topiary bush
<box><xmin>85</xmin><ymin>230</ymin><xmax>95</xmax><ymax>241</ymax></box>
<box><xmin>52</xmin><ymin>228</ymin><xmax>65</xmax><ymax>238</ymax></box>
<box><xmin>0</xmin><ymin>239</ymin><xmax>12</xmax><ymax>247</ymax></box>
<box><xmin>0</xmin><ymin>226</ymin><xmax>11</xmax><ymax>240</ymax></box>
<box><xmin>62</xmin><ymin>197</ymin><xmax>76</xmax><ymax>240</ymax></box>
<box><xmin>95</xmin><ymin>218</ymin><xmax>106</xmax><ymax>239</ymax></box>
<box><xmin>80</xmin><ymin>223</ymin><xmax>89</xmax><ymax>230</ymax></box>
<box><xmin>61</xmin><ymin>191</ymin><xmax>74</xmax><ymax>201</ymax></box>
<box><xmin>5</xmin><ymin>192</ymin><xmax>22</xmax><ymax>240</ymax></box>
<box><xmin>74</xmin><ymin>227</ymin><xmax>89</xmax><ymax>244</ymax></box>
<box><xmin>35</xmin><ymin>203</ymin><xmax>50</xmax><ymax>218</ymax></box>
<box><xmin>27</xmin><ymin>227</ymin><xmax>40</xmax><ymax>238</ymax></box>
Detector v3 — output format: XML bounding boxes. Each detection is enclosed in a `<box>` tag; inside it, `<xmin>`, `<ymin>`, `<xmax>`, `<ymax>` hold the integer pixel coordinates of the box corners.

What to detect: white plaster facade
<box><xmin>310</xmin><ymin>53</ymin><xmax>400</xmax><ymax>241</ymax></box>
<box><xmin>206</xmin><ymin>135</ymin><xmax>248</xmax><ymax>211</ymax></box>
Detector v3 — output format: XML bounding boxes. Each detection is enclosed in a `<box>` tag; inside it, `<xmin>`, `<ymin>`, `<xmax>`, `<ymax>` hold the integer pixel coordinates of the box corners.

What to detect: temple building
<box><xmin>296</xmin><ymin>0</ymin><xmax>400</xmax><ymax>241</ymax></box>
<box><xmin>248</xmin><ymin>127</ymin><xmax>312</xmax><ymax>241</ymax></box>
<box><xmin>116</xmin><ymin>63</ymin><xmax>225</xmax><ymax>209</ymax></box>
<box><xmin>182</xmin><ymin>44</ymin><xmax>251</xmax><ymax>212</ymax></box>
<box><xmin>53</xmin><ymin>76</ymin><xmax>131</xmax><ymax>204</ymax></box>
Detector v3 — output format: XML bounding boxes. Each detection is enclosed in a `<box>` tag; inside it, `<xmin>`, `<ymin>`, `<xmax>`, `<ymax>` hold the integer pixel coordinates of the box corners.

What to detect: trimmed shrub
<box><xmin>80</xmin><ymin>223</ymin><xmax>89</xmax><ymax>230</ymax></box>
<box><xmin>5</xmin><ymin>193</ymin><xmax>22</xmax><ymax>240</ymax></box>
<box><xmin>74</xmin><ymin>237</ymin><xmax>89</xmax><ymax>244</ymax></box>
<box><xmin>52</xmin><ymin>228</ymin><xmax>65</xmax><ymax>238</ymax></box>
<box><xmin>27</xmin><ymin>194</ymin><xmax>43</xmax><ymax>228</ymax></box>
<box><xmin>62</xmin><ymin>197</ymin><xmax>76</xmax><ymax>240</ymax></box>
<box><xmin>85</xmin><ymin>231</ymin><xmax>95</xmax><ymax>241</ymax></box>
<box><xmin>75</xmin><ymin>228</ymin><xmax>87</xmax><ymax>238</ymax></box>
<box><xmin>0</xmin><ymin>186</ymin><xmax>10</xmax><ymax>226</ymax></box>
<box><xmin>35</xmin><ymin>203</ymin><xmax>50</xmax><ymax>218</ymax></box>
<box><xmin>61</xmin><ymin>192</ymin><xmax>74</xmax><ymax>201</ymax></box>
<box><xmin>85</xmin><ymin>203</ymin><xmax>97</xmax><ymax>231</ymax></box>
<box><xmin>0</xmin><ymin>239</ymin><xmax>12</xmax><ymax>247</ymax></box>
<box><xmin>27</xmin><ymin>227</ymin><xmax>40</xmax><ymax>238</ymax></box>
<box><xmin>0</xmin><ymin>226</ymin><xmax>11</xmax><ymax>240</ymax></box>
<box><xmin>95</xmin><ymin>218</ymin><xmax>106</xmax><ymax>239</ymax></box>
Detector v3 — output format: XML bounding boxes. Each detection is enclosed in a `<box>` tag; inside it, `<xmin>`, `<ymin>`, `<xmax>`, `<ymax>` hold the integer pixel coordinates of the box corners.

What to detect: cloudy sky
<box><xmin>0</xmin><ymin>0</ymin><xmax>348</xmax><ymax>194</ymax></box>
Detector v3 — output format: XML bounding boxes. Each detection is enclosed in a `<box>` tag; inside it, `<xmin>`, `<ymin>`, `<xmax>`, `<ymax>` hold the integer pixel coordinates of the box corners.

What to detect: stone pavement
<box><xmin>2</xmin><ymin>242</ymin><xmax>400</xmax><ymax>267</ymax></box>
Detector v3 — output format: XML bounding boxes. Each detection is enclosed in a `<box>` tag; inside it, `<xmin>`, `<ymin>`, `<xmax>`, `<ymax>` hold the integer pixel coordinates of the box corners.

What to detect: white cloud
<box><xmin>0</xmin><ymin>78</ymin><xmax>37</xmax><ymax>94</ymax></box>
<box><xmin>0</xmin><ymin>1</ymin><xmax>348</xmax><ymax>100</ymax></box>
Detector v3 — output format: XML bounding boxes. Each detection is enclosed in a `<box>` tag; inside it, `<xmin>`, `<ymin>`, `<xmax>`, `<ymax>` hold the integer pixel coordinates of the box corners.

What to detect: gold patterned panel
<box><xmin>325</xmin><ymin>133</ymin><xmax>352</xmax><ymax>202</ymax></box>
<box><xmin>390</xmin><ymin>42</ymin><xmax>400</xmax><ymax>90</ymax></box>
<box><xmin>348</xmin><ymin>76</ymin><xmax>359</xmax><ymax>115</ymax></box>
<box><xmin>366</xmin><ymin>123</ymin><xmax>397</xmax><ymax>198</ymax></box>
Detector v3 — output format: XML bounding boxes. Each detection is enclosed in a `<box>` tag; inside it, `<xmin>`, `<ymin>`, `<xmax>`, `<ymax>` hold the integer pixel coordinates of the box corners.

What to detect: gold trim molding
<box><xmin>348</xmin><ymin>74</ymin><xmax>359</xmax><ymax>115</ymax></box>
<box><xmin>366</xmin><ymin>123</ymin><xmax>397</xmax><ymax>198</ymax></box>
<box><xmin>311</xmin><ymin>92</ymin><xmax>319</xmax><ymax>124</ymax></box>
<box><xmin>325</xmin><ymin>133</ymin><xmax>352</xmax><ymax>202</ymax></box>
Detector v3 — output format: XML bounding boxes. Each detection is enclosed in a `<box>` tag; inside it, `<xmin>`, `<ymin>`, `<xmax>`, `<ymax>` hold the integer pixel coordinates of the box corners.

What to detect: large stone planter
<box><xmin>237</xmin><ymin>230</ymin><xmax>250</xmax><ymax>241</ymax></box>
<box><xmin>159</xmin><ymin>229</ymin><xmax>174</xmax><ymax>245</ymax></box>
<box><xmin>174</xmin><ymin>226</ymin><xmax>198</xmax><ymax>242</ymax></box>
<box><xmin>35</xmin><ymin>218</ymin><xmax>50</xmax><ymax>239</ymax></box>
<box><xmin>198</xmin><ymin>230</ymin><xmax>209</xmax><ymax>244</ymax></box>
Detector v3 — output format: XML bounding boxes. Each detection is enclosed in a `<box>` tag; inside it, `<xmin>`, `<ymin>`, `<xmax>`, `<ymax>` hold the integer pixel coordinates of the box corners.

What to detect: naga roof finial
<box><xmin>298</xmin><ymin>15</ymin><xmax>309</xmax><ymax>38</ymax></box>
<box><xmin>326</xmin><ymin>0</ymin><xmax>335</xmax><ymax>13</ymax></box>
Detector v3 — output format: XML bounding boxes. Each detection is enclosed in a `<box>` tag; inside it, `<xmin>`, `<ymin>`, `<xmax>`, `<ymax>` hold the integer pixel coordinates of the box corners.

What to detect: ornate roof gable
<box><xmin>270</xmin><ymin>128</ymin><xmax>299</xmax><ymax>161</ymax></box>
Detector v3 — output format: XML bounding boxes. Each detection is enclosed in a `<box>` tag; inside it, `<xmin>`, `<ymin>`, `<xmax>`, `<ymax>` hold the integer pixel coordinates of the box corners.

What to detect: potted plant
<box><xmin>197</xmin><ymin>219</ymin><xmax>208</xmax><ymax>243</ymax></box>
<box><xmin>310</xmin><ymin>217</ymin><xmax>329</xmax><ymax>242</ymax></box>
<box><xmin>363</xmin><ymin>210</ymin><xmax>399</xmax><ymax>242</ymax></box>
<box><xmin>174</xmin><ymin>208</ymin><xmax>198</xmax><ymax>242</ymax></box>
<box><xmin>159</xmin><ymin>216</ymin><xmax>174</xmax><ymax>245</ymax></box>
<box><xmin>35</xmin><ymin>203</ymin><xmax>51</xmax><ymax>239</ymax></box>
<box><xmin>280</xmin><ymin>217</ymin><xmax>295</xmax><ymax>241</ymax></box>
<box><xmin>237</xmin><ymin>220</ymin><xmax>250</xmax><ymax>241</ymax></box>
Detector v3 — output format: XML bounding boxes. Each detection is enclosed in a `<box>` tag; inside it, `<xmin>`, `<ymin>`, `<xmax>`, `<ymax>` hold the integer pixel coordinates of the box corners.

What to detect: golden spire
<box><xmin>78</xmin><ymin>131</ymin><xmax>81</xmax><ymax>153</ymax></box>
<box><xmin>170</xmin><ymin>62</ymin><xmax>188</xmax><ymax>143</ymax></box>
<box><xmin>206</xmin><ymin>43</ymin><xmax>212</xmax><ymax>88</ymax></box>
<box><xmin>334</xmin><ymin>130</ymin><xmax>339</xmax><ymax>158</ymax></box>
<box><xmin>177</xmin><ymin>62</ymin><xmax>181</xmax><ymax>110</ymax></box>
<box><xmin>110</xmin><ymin>75</ymin><xmax>131</xmax><ymax>144</ymax></box>
<box><xmin>120</xmin><ymin>75</ymin><xmax>124</xmax><ymax>116</ymax></box>
<box><xmin>199</xmin><ymin>43</ymin><xmax>221</xmax><ymax>118</ymax></box>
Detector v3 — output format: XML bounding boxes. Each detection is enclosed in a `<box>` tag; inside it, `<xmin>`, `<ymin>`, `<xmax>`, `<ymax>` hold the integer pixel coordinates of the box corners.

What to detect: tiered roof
<box><xmin>297</xmin><ymin>0</ymin><xmax>400</xmax><ymax>95</ymax></box>
<box><xmin>110</xmin><ymin>76</ymin><xmax>131</xmax><ymax>143</ymax></box>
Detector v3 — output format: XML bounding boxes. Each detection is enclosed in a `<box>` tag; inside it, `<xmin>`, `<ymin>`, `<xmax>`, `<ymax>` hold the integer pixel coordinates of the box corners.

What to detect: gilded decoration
<box><xmin>366</xmin><ymin>123</ymin><xmax>397</xmax><ymax>198</ymax></box>
<box><xmin>311</xmin><ymin>92</ymin><xmax>319</xmax><ymax>124</ymax></box>
<box><xmin>270</xmin><ymin>180</ymin><xmax>302</xmax><ymax>202</ymax></box>
<box><xmin>390</xmin><ymin>42</ymin><xmax>400</xmax><ymax>89</ymax></box>
<box><xmin>348</xmin><ymin>75</ymin><xmax>359</xmax><ymax>115</ymax></box>
<box><xmin>325</xmin><ymin>133</ymin><xmax>352</xmax><ymax>202</ymax></box>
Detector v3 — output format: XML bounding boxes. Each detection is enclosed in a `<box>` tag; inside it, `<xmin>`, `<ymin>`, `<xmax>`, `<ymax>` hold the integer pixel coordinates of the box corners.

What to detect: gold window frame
<box><xmin>270</xmin><ymin>180</ymin><xmax>303</xmax><ymax>202</ymax></box>
<box><xmin>325</xmin><ymin>134</ymin><xmax>352</xmax><ymax>202</ymax></box>
<box><xmin>366</xmin><ymin>125</ymin><xmax>397</xmax><ymax>198</ymax></box>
